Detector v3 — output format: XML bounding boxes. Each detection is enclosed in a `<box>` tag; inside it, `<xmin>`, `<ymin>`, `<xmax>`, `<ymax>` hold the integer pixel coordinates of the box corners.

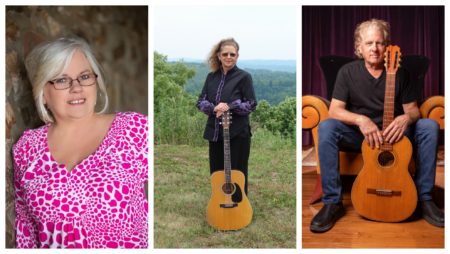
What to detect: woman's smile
<box><xmin>68</xmin><ymin>98</ymin><xmax>86</xmax><ymax>105</ymax></box>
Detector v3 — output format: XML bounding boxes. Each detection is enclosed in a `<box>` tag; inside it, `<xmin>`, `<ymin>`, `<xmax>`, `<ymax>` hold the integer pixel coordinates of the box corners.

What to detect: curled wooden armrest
<box><xmin>419</xmin><ymin>95</ymin><xmax>445</xmax><ymax>129</ymax></box>
<box><xmin>302</xmin><ymin>95</ymin><xmax>330</xmax><ymax>130</ymax></box>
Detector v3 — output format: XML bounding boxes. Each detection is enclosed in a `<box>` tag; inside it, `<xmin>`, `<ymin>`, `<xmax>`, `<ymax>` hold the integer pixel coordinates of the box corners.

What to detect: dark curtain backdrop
<box><xmin>302</xmin><ymin>6</ymin><xmax>445</xmax><ymax>146</ymax></box>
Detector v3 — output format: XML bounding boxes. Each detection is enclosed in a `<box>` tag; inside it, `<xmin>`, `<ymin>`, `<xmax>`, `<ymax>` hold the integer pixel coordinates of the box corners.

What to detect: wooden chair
<box><xmin>302</xmin><ymin>55</ymin><xmax>445</xmax><ymax>204</ymax></box>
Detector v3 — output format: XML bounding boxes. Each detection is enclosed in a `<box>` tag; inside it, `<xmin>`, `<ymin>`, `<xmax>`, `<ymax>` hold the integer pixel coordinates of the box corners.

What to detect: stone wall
<box><xmin>5</xmin><ymin>6</ymin><xmax>148</xmax><ymax>248</ymax></box>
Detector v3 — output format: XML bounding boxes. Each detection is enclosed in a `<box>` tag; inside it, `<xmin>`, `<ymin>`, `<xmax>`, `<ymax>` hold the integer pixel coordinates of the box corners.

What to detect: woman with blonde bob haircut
<box><xmin>197</xmin><ymin>38</ymin><xmax>257</xmax><ymax>195</ymax></box>
<box><xmin>14</xmin><ymin>36</ymin><xmax>148</xmax><ymax>248</ymax></box>
<box><xmin>26</xmin><ymin>36</ymin><xmax>109</xmax><ymax>123</ymax></box>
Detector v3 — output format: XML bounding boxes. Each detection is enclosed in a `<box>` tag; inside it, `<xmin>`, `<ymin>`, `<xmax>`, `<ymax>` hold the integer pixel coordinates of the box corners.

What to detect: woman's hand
<box><xmin>214</xmin><ymin>102</ymin><xmax>229</xmax><ymax>118</ymax></box>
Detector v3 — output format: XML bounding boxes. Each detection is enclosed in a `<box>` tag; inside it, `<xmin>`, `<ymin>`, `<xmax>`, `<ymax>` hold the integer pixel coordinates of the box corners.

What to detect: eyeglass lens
<box><xmin>221</xmin><ymin>53</ymin><xmax>237</xmax><ymax>57</ymax></box>
<box><xmin>51</xmin><ymin>74</ymin><xmax>97</xmax><ymax>90</ymax></box>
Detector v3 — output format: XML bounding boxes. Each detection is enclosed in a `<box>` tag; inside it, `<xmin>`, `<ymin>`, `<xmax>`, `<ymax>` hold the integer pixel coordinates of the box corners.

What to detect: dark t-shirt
<box><xmin>332</xmin><ymin>59</ymin><xmax>416</xmax><ymax>129</ymax></box>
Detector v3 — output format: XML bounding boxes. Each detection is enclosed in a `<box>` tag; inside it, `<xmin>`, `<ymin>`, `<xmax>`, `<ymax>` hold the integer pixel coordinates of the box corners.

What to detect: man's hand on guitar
<box><xmin>383</xmin><ymin>114</ymin><xmax>410</xmax><ymax>143</ymax></box>
<box><xmin>358</xmin><ymin>115</ymin><xmax>383</xmax><ymax>149</ymax></box>
<box><xmin>214</xmin><ymin>102</ymin><xmax>229</xmax><ymax>118</ymax></box>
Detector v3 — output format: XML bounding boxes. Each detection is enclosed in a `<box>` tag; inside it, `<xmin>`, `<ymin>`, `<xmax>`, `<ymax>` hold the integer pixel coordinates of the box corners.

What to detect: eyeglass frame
<box><xmin>221</xmin><ymin>53</ymin><xmax>237</xmax><ymax>57</ymax></box>
<box><xmin>48</xmin><ymin>73</ymin><xmax>98</xmax><ymax>90</ymax></box>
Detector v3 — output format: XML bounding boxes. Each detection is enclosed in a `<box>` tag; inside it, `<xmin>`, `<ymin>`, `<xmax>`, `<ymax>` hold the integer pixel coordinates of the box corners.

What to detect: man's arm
<box><xmin>383</xmin><ymin>100</ymin><xmax>420</xmax><ymax>143</ymax></box>
<box><xmin>329</xmin><ymin>98</ymin><xmax>383</xmax><ymax>149</ymax></box>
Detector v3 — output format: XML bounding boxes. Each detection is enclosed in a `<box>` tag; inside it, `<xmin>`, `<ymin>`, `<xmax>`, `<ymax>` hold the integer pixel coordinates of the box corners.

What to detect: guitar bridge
<box><xmin>367</xmin><ymin>188</ymin><xmax>402</xmax><ymax>197</ymax></box>
<box><xmin>220</xmin><ymin>203</ymin><xmax>238</xmax><ymax>208</ymax></box>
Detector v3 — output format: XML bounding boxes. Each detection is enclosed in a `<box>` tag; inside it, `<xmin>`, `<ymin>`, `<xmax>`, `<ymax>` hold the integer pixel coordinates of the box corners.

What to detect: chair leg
<box><xmin>309</xmin><ymin>174</ymin><xmax>323</xmax><ymax>204</ymax></box>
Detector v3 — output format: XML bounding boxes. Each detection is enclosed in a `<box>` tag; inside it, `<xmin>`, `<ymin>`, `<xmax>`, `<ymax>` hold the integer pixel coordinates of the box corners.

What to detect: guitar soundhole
<box><xmin>378</xmin><ymin>151</ymin><xmax>395</xmax><ymax>167</ymax></box>
<box><xmin>221</xmin><ymin>182</ymin><xmax>236</xmax><ymax>195</ymax></box>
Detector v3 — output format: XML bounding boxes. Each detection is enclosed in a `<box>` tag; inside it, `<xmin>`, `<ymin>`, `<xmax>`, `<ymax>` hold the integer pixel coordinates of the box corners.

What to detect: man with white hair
<box><xmin>310</xmin><ymin>19</ymin><xmax>444</xmax><ymax>233</ymax></box>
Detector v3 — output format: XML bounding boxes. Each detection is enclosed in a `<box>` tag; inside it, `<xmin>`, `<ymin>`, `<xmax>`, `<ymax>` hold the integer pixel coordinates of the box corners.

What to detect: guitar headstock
<box><xmin>384</xmin><ymin>45</ymin><xmax>402</xmax><ymax>74</ymax></box>
<box><xmin>220</xmin><ymin>110</ymin><xmax>232</xmax><ymax>129</ymax></box>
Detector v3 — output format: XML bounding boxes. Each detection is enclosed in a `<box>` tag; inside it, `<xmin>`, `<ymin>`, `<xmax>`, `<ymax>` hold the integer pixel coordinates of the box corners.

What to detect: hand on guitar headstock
<box><xmin>215</xmin><ymin>102</ymin><xmax>229</xmax><ymax>118</ymax></box>
<box><xmin>219</xmin><ymin>110</ymin><xmax>232</xmax><ymax>128</ymax></box>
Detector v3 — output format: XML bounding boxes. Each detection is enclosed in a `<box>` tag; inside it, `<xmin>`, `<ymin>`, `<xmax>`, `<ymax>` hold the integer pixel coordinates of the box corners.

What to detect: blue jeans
<box><xmin>317</xmin><ymin>118</ymin><xmax>439</xmax><ymax>204</ymax></box>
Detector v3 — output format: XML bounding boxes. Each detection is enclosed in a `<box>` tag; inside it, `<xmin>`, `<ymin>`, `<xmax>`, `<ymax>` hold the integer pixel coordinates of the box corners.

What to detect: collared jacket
<box><xmin>196</xmin><ymin>65</ymin><xmax>257</xmax><ymax>142</ymax></box>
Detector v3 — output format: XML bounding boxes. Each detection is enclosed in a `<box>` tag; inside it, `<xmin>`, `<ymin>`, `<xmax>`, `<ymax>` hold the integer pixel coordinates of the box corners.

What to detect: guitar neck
<box><xmin>381</xmin><ymin>45</ymin><xmax>401</xmax><ymax>151</ymax></box>
<box><xmin>381</xmin><ymin>73</ymin><xmax>395</xmax><ymax>151</ymax></box>
<box><xmin>382</xmin><ymin>72</ymin><xmax>396</xmax><ymax>131</ymax></box>
<box><xmin>223</xmin><ymin>128</ymin><xmax>232</xmax><ymax>183</ymax></box>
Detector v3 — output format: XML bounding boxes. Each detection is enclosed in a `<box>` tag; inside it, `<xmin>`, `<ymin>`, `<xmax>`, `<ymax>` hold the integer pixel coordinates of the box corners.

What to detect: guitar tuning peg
<box><xmin>219</xmin><ymin>122</ymin><xmax>222</xmax><ymax>125</ymax></box>
<box><xmin>399</xmin><ymin>59</ymin><xmax>402</xmax><ymax>62</ymax></box>
<box><xmin>398</xmin><ymin>64</ymin><xmax>401</xmax><ymax>67</ymax></box>
<box><xmin>399</xmin><ymin>52</ymin><xmax>402</xmax><ymax>57</ymax></box>
<box><xmin>230</xmin><ymin>121</ymin><xmax>233</xmax><ymax>124</ymax></box>
<box><xmin>384</xmin><ymin>63</ymin><xmax>386</xmax><ymax>67</ymax></box>
<box><xmin>230</xmin><ymin>116</ymin><xmax>232</xmax><ymax>119</ymax></box>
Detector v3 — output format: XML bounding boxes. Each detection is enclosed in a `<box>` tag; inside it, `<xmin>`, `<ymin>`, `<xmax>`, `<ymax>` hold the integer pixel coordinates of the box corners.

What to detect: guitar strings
<box><xmin>380</xmin><ymin>70</ymin><xmax>396</xmax><ymax>191</ymax></box>
<box><xmin>380</xmin><ymin>54</ymin><xmax>395</xmax><ymax>191</ymax></box>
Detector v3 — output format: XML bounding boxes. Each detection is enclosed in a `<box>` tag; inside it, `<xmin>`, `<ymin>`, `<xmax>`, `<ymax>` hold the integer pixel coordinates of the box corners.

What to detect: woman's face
<box><xmin>218</xmin><ymin>45</ymin><xmax>239</xmax><ymax>70</ymax></box>
<box><xmin>43</xmin><ymin>51</ymin><xmax>97</xmax><ymax>121</ymax></box>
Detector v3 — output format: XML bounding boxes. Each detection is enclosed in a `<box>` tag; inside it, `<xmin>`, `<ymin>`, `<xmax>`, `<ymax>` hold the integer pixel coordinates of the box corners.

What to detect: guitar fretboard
<box><xmin>223</xmin><ymin>128</ymin><xmax>232</xmax><ymax>183</ymax></box>
<box><xmin>381</xmin><ymin>73</ymin><xmax>395</xmax><ymax>151</ymax></box>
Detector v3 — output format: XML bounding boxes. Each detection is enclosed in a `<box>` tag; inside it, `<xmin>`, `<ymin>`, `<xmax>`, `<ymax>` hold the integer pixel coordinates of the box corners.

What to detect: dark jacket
<box><xmin>196</xmin><ymin>65</ymin><xmax>257</xmax><ymax>142</ymax></box>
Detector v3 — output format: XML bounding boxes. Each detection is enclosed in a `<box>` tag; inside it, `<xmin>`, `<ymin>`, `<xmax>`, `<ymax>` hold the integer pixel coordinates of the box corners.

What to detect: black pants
<box><xmin>209</xmin><ymin>132</ymin><xmax>251</xmax><ymax>195</ymax></box>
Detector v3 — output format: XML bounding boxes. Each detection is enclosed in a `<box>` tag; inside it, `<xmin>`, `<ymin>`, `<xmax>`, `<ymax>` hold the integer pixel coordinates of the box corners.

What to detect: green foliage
<box><xmin>154</xmin><ymin>51</ymin><xmax>296</xmax><ymax>149</ymax></box>
<box><xmin>251</xmin><ymin>127</ymin><xmax>295</xmax><ymax>150</ymax></box>
<box><xmin>251</xmin><ymin>97</ymin><xmax>296</xmax><ymax>147</ymax></box>
<box><xmin>180</xmin><ymin>62</ymin><xmax>296</xmax><ymax>106</ymax></box>
<box><xmin>154</xmin><ymin>51</ymin><xmax>196</xmax><ymax>108</ymax></box>
<box><xmin>155</xmin><ymin>98</ymin><xmax>206</xmax><ymax>146</ymax></box>
<box><xmin>154</xmin><ymin>51</ymin><xmax>206</xmax><ymax>146</ymax></box>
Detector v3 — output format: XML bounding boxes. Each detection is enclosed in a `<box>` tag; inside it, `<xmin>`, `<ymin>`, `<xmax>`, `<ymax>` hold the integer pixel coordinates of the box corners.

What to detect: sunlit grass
<box><xmin>154</xmin><ymin>145</ymin><xmax>296</xmax><ymax>248</ymax></box>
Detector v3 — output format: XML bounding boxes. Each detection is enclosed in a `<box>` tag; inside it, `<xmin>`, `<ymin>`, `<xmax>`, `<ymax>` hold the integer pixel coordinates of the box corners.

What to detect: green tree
<box><xmin>154</xmin><ymin>51</ymin><xmax>196</xmax><ymax>108</ymax></box>
<box><xmin>275</xmin><ymin>97</ymin><xmax>296</xmax><ymax>139</ymax></box>
<box><xmin>154</xmin><ymin>51</ymin><xmax>205</xmax><ymax>146</ymax></box>
<box><xmin>250</xmin><ymin>97</ymin><xmax>296</xmax><ymax>142</ymax></box>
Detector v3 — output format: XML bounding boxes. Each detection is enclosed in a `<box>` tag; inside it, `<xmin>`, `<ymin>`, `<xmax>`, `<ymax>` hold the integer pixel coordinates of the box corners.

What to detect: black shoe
<box><xmin>310</xmin><ymin>202</ymin><xmax>346</xmax><ymax>233</ymax></box>
<box><xmin>415</xmin><ymin>200</ymin><xmax>445</xmax><ymax>228</ymax></box>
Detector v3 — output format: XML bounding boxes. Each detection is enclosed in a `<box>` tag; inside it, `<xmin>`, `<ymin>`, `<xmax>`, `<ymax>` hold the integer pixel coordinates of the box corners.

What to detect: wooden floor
<box><xmin>302</xmin><ymin>147</ymin><xmax>445</xmax><ymax>248</ymax></box>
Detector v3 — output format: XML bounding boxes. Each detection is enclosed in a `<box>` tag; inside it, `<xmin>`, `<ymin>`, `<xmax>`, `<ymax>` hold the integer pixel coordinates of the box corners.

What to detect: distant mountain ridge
<box><xmin>168</xmin><ymin>58</ymin><xmax>296</xmax><ymax>73</ymax></box>
<box><xmin>178</xmin><ymin>61</ymin><xmax>296</xmax><ymax>106</ymax></box>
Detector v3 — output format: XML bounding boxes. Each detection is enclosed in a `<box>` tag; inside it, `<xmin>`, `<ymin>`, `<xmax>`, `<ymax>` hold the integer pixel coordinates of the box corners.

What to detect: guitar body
<box><xmin>351</xmin><ymin>135</ymin><xmax>417</xmax><ymax>222</ymax></box>
<box><xmin>206</xmin><ymin>170</ymin><xmax>252</xmax><ymax>230</ymax></box>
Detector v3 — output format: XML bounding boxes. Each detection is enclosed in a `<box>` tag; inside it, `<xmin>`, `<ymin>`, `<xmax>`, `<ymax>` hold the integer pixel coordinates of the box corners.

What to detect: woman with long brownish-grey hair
<box><xmin>196</xmin><ymin>38</ymin><xmax>257</xmax><ymax>195</ymax></box>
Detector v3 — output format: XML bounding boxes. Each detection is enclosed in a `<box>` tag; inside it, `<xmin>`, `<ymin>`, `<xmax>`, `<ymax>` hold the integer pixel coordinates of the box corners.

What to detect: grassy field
<box><xmin>154</xmin><ymin>144</ymin><xmax>296</xmax><ymax>248</ymax></box>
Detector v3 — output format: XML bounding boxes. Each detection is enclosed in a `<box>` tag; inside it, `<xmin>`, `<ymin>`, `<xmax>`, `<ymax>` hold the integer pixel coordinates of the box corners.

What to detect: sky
<box><xmin>154</xmin><ymin>5</ymin><xmax>296</xmax><ymax>60</ymax></box>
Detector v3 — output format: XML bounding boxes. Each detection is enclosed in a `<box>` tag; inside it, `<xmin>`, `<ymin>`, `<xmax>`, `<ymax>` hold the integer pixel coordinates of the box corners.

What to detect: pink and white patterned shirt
<box><xmin>13</xmin><ymin>112</ymin><xmax>148</xmax><ymax>248</ymax></box>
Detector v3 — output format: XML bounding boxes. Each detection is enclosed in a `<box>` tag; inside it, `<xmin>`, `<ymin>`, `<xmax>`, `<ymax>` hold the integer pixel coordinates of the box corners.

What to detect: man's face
<box><xmin>358</xmin><ymin>28</ymin><xmax>386</xmax><ymax>68</ymax></box>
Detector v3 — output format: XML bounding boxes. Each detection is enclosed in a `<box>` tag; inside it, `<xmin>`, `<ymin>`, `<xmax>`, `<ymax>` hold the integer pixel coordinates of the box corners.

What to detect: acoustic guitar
<box><xmin>351</xmin><ymin>45</ymin><xmax>418</xmax><ymax>222</ymax></box>
<box><xmin>206</xmin><ymin>110</ymin><xmax>252</xmax><ymax>230</ymax></box>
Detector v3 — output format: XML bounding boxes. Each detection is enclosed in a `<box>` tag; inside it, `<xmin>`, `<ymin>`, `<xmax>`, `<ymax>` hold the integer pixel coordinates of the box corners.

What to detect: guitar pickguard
<box><xmin>231</xmin><ymin>183</ymin><xmax>243</xmax><ymax>203</ymax></box>
<box><xmin>207</xmin><ymin>170</ymin><xmax>252</xmax><ymax>230</ymax></box>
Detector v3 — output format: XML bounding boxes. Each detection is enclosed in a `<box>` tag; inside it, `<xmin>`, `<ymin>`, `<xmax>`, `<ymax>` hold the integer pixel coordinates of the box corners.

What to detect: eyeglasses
<box><xmin>48</xmin><ymin>73</ymin><xmax>98</xmax><ymax>90</ymax></box>
<box><xmin>221</xmin><ymin>53</ymin><xmax>237</xmax><ymax>57</ymax></box>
